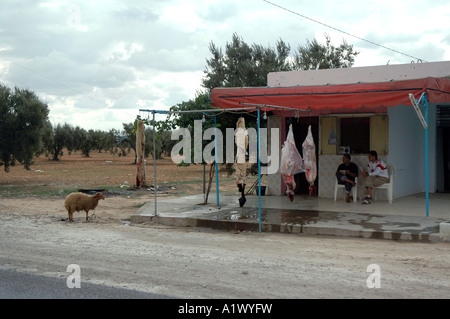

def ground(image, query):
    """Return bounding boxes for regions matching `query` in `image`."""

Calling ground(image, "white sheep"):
[64,192,105,222]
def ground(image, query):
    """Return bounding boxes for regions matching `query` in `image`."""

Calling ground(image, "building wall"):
[387,104,437,197]
[268,61,450,87]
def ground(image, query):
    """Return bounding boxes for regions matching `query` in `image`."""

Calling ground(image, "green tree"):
[202,33,292,89]
[122,122,137,163]
[40,120,54,158]
[293,33,359,70]
[80,130,96,158]
[203,33,359,90]
[104,129,121,155]
[110,128,130,157]
[159,130,177,158]
[165,91,224,164]
[88,129,109,153]
[128,116,175,161]
[46,123,74,161]
[144,128,163,160]
[71,126,85,153]
[0,84,49,171]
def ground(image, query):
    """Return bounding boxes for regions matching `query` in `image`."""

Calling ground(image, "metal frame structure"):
[140,89,434,229]
[139,104,311,232]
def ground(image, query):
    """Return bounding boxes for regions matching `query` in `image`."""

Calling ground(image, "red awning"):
[211,77,450,114]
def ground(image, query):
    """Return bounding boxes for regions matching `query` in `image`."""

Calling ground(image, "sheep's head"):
[94,192,105,201]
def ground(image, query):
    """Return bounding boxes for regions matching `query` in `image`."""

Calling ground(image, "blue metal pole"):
[257,107,262,233]
[214,116,220,207]
[423,94,429,217]
[153,110,157,216]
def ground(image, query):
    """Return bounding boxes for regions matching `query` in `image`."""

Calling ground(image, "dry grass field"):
[0,150,260,222]
[0,151,256,199]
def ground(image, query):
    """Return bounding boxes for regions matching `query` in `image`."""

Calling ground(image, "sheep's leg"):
[68,210,74,222]
[85,210,89,221]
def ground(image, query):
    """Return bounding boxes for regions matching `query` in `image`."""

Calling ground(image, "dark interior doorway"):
[285,117,319,194]
[443,127,450,192]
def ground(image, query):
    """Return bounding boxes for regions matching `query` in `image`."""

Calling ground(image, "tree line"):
[1,33,358,172]
[0,85,176,172]
[41,122,176,162]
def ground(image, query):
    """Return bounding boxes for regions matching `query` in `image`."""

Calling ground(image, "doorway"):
[443,127,450,192]
[285,117,319,194]
[437,105,450,193]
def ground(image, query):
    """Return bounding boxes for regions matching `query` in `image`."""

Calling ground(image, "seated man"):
[336,153,358,202]
[361,150,389,204]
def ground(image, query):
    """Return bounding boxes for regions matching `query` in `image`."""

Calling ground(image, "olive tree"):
[0,84,49,171]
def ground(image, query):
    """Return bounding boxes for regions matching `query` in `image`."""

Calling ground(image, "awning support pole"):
[153,110,157,216]
[410,92,429,217]
[257,106,262,233]
[214,115,220,207]
[423,94,429,218]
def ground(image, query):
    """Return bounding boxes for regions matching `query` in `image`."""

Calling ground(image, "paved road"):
[0,269,175,299]
[1,213,449,299]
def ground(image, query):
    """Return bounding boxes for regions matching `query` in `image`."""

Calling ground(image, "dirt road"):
[0,196,449,299]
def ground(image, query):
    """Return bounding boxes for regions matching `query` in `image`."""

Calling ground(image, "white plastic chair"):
[334,176,358,203]
[373,165,395,203]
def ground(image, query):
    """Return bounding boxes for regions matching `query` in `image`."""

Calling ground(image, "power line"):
[9,60,106,104]
[262,0,427,62]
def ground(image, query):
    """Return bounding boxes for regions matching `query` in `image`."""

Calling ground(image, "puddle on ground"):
[193,207,325,232]
[201,208,441,238]
[218,208,322,225]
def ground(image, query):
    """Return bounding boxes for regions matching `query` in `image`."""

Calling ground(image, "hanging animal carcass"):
[280,124,304,202]
[302,125,317,196]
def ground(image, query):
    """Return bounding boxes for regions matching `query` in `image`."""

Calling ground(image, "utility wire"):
[9,61,106,104]
[262,0,427,62]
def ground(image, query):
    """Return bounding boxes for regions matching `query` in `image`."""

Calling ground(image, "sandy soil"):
[1,204,449,299]
[0,151,245,193]
[0,192,146,222]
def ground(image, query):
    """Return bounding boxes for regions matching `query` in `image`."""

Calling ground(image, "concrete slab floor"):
[131,193,450,242]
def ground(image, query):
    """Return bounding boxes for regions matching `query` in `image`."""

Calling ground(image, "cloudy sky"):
[1,0,449,131]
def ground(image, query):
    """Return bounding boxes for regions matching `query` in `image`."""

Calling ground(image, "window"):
[340,117,370,154]
[320,115,388,155]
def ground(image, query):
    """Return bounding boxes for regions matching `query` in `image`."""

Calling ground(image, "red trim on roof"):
[211,77,450,113]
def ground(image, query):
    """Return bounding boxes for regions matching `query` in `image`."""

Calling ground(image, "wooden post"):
[136,120,147,188]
